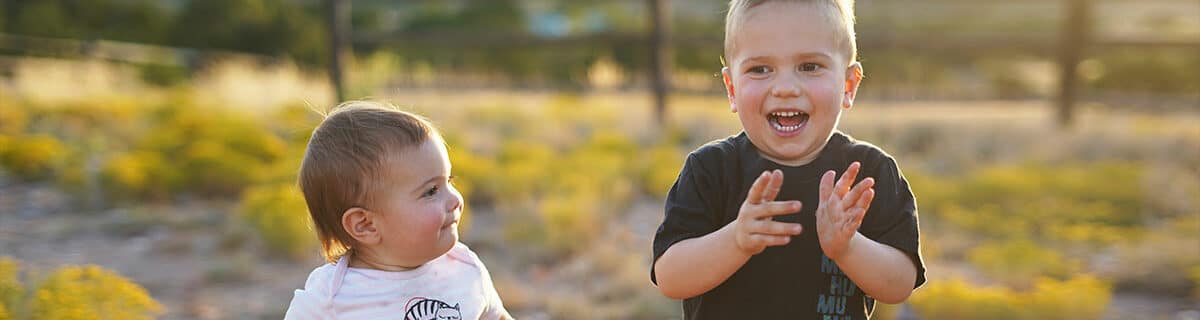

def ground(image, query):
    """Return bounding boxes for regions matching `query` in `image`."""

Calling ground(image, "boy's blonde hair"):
[724,0,858,64]
[298,101,440,262]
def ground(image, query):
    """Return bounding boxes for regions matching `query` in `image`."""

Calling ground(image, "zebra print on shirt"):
[404,297,461,320]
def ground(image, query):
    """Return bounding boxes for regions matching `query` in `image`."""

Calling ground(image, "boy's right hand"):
[734,170,805,256]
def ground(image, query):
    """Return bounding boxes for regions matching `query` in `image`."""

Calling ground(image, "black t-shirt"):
[652,131,926,320]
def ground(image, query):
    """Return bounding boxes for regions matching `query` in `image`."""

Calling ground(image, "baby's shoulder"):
[299,261,340,296]
[441,242,485,271]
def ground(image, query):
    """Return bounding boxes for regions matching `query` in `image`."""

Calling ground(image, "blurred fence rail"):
[0,33,277,67]
[0,0,1196,121]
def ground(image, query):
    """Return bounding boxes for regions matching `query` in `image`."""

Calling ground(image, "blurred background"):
[0,0,1197,319]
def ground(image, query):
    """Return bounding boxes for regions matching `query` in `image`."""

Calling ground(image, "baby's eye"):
[799,63,822,72]
[423,185,439,198]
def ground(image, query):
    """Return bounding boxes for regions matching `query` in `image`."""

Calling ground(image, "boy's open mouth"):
[768,111,809,133]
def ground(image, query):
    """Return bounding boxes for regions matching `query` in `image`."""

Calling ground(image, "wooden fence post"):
[1057,0,1091,128]
[648,0,672,125]
[327,0,351,103]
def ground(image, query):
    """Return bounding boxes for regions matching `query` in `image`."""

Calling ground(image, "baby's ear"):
[342,207,380,244]
[843,62,864,109]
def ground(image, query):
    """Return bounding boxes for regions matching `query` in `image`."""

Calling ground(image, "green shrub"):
[1090,48,1200,94]
[29,265,163,320]
[181,140,262,196]
[0,104,27,135]
[239,183,318,260]
[1110,216,1200,296]
[968,240,1080,289]
[0,134,67,181]
[910,278,1016,320]
[917,162,1145,246]
[100,151,176,201]
[538,190,601,256]
[135,105,288,197]
[909,276,1112,320]
[559,149,633,210]
[1023,276,1111,320]
[447,145,499,206]
[870,302,902,320]
[139,64,189,87]
[568,132,637,204]
[0,258,22,320]
[495,141,557,203]
[639,144,685,199]
[1190,265,1200,300]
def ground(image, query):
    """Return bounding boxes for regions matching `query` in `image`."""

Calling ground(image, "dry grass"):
[1,57,333,114]
[3,57,1198,318]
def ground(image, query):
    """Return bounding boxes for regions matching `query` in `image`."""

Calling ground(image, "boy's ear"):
[342,207,380,245]
[843,62,864,109]
[722,67,736,113]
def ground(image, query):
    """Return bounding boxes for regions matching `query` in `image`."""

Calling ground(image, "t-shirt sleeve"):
[651,153,724,285]
[469,249,511,320]
[860,158,926,288]
[284,266,335,319]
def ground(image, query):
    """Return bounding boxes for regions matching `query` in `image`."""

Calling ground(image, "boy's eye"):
[423,185,439,198]
[799,63,822,72]
[746,66,771,74]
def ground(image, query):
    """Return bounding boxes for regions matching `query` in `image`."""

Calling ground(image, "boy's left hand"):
[816,162,876,261]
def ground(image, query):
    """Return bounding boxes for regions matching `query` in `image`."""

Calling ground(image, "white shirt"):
[285,242,508,319]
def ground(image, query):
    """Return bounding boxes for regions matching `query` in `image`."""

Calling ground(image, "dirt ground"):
[2,183,1197,319]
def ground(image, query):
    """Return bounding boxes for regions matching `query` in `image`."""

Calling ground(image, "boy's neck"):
[754,132,839,167]
[760,151,820,167]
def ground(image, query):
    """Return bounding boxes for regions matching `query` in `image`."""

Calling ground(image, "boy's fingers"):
[750,219,804,236]
[745,171,771,205]
[848,208,868,229]
[855,188,875,213]
[841,177,875,211]
[818,170,836,202]
[761,170,784,203]
[835,162,861,197]
[756,201,802,218]
[750,233,793,247]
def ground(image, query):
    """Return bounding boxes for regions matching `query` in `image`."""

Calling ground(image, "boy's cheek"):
[735,82,767,102]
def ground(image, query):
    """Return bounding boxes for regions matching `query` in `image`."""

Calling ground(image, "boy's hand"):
[734,170,805,256]
[816,162,876,261]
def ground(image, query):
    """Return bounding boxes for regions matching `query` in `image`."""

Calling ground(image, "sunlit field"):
[1,58,1197,319]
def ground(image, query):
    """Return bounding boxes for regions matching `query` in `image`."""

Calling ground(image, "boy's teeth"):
[769,111,807,132]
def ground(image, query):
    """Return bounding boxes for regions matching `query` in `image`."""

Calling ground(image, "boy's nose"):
[770,74,803,98]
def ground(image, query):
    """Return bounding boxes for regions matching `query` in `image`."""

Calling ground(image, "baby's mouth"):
[768,111,809,133]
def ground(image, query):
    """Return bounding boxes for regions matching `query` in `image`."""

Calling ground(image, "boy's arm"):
[833,233,917,304]
[655,170,804,299]
[654,219,751,299]
[816,162,918,304]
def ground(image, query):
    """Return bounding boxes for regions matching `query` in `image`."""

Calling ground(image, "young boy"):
[651,0,925,319]
[285,101,511,319]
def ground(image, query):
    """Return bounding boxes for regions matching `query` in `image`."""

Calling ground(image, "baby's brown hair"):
[298,101,439,262]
